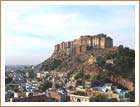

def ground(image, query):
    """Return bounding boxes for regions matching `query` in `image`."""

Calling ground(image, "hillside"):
[35,34,135,91]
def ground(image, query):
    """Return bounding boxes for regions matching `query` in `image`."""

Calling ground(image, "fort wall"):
[54,34,113,55]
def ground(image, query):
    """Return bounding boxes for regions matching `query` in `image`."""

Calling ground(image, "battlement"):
[53,34,113,56]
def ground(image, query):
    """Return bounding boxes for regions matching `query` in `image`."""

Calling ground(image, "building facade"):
[54,34,113,55]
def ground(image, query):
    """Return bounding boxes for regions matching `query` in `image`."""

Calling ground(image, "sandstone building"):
[53,34,113,55]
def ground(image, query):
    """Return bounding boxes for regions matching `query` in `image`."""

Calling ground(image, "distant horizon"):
[5,5,135,65]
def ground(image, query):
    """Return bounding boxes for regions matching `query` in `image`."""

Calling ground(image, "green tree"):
[97,72,110,83]
[5,76,13,84]
[28,70,36,79]
[90,75,97,82]
[74,71,80,79]
[74,69,84,80]
[125,91,135,102]
[114,46,135,73]
[89,95,108,102]
[96,56,105,67]
[90,72,111,86]
[105,45,135,82]
[51,59,62,70]
[39,81,52,92]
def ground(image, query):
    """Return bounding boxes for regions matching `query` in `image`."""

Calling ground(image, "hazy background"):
[5,5,135,65]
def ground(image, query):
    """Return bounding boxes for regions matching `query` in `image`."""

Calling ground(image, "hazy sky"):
[5,5,135,65]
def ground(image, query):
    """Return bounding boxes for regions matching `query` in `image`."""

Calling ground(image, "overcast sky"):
[5,5,135,65]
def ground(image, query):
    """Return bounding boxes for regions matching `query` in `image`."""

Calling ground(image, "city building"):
[69,94,90,102]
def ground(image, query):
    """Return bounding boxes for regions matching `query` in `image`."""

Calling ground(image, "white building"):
[106,59,114,64]
[103,83,112,91]
[14,92,18,98]
[69,94,89,102]
[37,73,41,78]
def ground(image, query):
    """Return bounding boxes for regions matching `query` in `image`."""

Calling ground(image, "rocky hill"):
[35,34,135,91]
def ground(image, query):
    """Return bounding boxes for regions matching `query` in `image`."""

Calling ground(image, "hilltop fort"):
[53,33,113,56]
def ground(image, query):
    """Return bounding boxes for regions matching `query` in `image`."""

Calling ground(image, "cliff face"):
[37,33,134,91]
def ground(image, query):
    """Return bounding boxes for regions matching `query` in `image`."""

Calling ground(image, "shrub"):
[89,94,108,102]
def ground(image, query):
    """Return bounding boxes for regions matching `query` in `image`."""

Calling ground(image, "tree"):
[74,71,81,79]
[96,56,105,67]
[90,71,111,87]
[28,70,36,79]
[89,95,108,102]
[90,75,97,82]
[104,45,135,82]
[125,91,135,102]
[114,46,135,71]
[39,81,52,92]
[51,59,62,70]
[97,72,110,83]
[5,76,13,84]
[74,68,84,80]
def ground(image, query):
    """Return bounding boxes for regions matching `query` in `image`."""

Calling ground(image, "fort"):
[53,33,113,55]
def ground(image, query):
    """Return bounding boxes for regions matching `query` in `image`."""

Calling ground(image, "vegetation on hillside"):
[39,45,135,92]
[43,59,62,71]
[39,80,52,92]
[105,45,135,82]
[125,91,135,102]
[86,45,135,91]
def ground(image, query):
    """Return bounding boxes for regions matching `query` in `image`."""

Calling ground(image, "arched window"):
[77,98,81,102]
